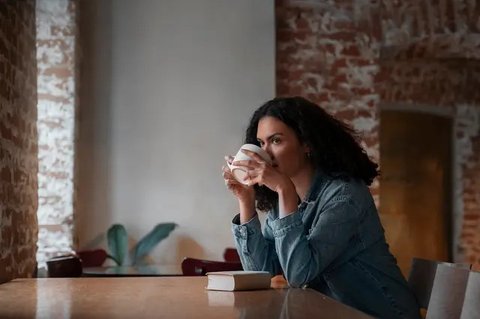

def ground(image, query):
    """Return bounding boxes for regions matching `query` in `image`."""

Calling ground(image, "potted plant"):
[107,223,177,266]
[78,223,177,267]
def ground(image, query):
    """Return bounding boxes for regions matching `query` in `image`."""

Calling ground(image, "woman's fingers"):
[224,155,234,165]
[223,165,247,187]
[242,168,263,186]
[241,149,266,164]
[226,150,271,188]
[232,159,259,169]
[225,151,272,188]
[226,179,238,188]
[234,150,268,170]
[222,165,232,175]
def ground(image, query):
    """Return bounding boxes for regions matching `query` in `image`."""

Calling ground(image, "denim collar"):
[303,169,328,204]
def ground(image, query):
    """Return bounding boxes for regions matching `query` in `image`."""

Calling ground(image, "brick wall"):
[462,128,480,265]
[36,0,77,267]
[0,0,38,282]
[276,0,382,201]
[379,0,480,267]
[276,0,480,266]
[380,0,480,60]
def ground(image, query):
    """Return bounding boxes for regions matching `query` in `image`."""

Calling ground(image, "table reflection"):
[36,279,72,318]
[82,264,182,277]
[208,287,373,319]
[0,277,372,318]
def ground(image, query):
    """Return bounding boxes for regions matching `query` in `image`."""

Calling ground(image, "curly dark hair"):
[245,96,379,212]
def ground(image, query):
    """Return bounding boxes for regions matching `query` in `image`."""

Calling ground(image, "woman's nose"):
[262,145,273,159]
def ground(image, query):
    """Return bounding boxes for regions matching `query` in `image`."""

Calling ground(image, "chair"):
[77,249,108,267]
[407,257,471,309]
[460,270,480,319]
[223,247,241,262]
[425,263,470,319]
[46,255,83,277]
[181,257,243,276]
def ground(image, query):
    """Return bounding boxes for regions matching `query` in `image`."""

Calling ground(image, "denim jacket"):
[232,170,421,319]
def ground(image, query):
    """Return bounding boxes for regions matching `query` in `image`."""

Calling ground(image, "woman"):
[222,97,421,319]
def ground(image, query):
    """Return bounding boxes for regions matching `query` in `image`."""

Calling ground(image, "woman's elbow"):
[284,272,310,288]
[284,263,322,288]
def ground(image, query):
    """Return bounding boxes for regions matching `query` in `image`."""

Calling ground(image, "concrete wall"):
[76,0,275,265]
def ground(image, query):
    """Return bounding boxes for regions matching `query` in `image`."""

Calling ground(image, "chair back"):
[223,247,241,262]
[77,249,108,267]
[181,257,242,276]
[426,263,470,319]
[460,271,480,319]
[408,257,471,309]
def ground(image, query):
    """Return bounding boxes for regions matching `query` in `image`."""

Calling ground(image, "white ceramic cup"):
[228,144,272,185]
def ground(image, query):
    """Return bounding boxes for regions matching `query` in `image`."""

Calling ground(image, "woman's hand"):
[223,155,257,223]
[222,156,255,204]
[233,150,298,217]
[232,150,290,193]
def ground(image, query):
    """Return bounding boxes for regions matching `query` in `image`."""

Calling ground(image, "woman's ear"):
[303,144,312,158]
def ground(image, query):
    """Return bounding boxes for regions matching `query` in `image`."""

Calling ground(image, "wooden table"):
[0,277,373,318]
[82,265,182,277]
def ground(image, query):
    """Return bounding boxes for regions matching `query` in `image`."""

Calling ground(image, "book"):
[206,270,271,291]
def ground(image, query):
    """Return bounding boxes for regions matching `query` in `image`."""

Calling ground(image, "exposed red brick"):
[0,0,38,283]
[328,31,358,42]
[341,45,361,57]
[331,58,348,69]
[351,87,375,96]
[277,0,480,265]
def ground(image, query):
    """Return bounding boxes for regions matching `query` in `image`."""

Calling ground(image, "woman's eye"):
[272,138,281,145]
[258,140,264,146]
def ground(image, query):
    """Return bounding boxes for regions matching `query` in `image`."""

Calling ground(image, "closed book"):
[206,270,271,291]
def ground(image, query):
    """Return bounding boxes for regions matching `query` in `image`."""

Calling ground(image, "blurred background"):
[1,0,479,282]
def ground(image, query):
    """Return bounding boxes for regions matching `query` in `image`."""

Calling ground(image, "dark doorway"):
[379,110,453,276]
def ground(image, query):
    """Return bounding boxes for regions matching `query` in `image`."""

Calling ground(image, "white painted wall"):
[77,0,274,265]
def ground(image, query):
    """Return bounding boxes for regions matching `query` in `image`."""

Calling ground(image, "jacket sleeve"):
[270,195,362,287]
[231,214,282,276]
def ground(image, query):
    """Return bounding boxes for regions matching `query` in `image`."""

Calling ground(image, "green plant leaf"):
[105,254,120,266]
[107,224,128,266]
[132,223,177,265]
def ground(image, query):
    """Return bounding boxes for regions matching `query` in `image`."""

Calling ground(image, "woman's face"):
[256,116,311,178]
